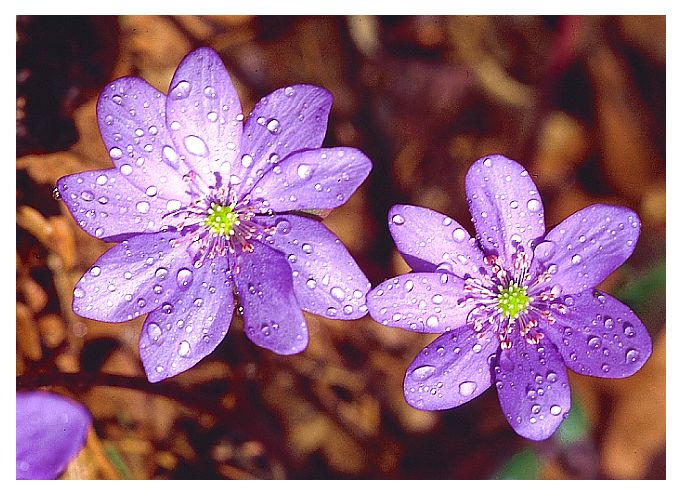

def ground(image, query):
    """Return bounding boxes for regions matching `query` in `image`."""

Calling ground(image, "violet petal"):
[233,242,308,354]
[139,256,234,383]
[367,272,469,333]
[16,391,91,480]
[541,205,641,294]
[388,204,485,275]
[544,290,652,378]
[403,326,498,410]
[259,214,371,319]
[235,84,332,195]
[57,168,174,241]
[97,76,191,202]
[166,47,243,183]
[72,231,192,322]
[250,147,371,211]
[465,154,544,269]
[494,337,571,441]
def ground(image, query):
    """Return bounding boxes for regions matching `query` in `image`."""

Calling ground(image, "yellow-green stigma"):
[204,203,239,237]
[497,281,530,320]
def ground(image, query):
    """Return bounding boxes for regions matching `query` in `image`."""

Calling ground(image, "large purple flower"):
[56,48,372,382]
[16,391,92,480]
[367,154,652,440]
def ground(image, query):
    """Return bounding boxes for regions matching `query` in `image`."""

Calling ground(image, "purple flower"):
[367,154,652,440]
[56,48,372,382]
[16,391,92,479]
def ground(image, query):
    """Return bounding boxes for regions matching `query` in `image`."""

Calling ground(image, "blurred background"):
[16,15,665,479]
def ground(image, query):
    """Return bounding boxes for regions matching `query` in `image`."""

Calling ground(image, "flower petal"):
[97,76,191,202]
[234,84,332,195]
[72,231,192,322]
[259,214,371,319]
[403,326,498,410]
[139,256,235,382]
[233,242,308,354]
[56,168,176,241]
[367,272,470,333]
[16,391,91,480]
[166,47,243,182]
[465,154,545,269]
[543,290,652,378]
[539,205,641,294]
[493,338,571,441]
[387,204,485,275]
[250,147,371,211]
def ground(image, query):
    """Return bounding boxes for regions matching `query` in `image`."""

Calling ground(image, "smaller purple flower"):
[16,391,92,480]
[367,154,652,440]
[56,48,372,382]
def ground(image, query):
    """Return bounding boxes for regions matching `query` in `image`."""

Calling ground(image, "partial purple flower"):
[16,391,92,480]
[56,48,372,382]
[367,154,652,441]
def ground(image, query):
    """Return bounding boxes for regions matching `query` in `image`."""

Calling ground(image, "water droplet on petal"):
[587,336,601,348]
[459,381,477,396]
[297,163,313,180]
[426,315,439,328]
[184,135,209,157]
[176,268,193,289]
[147,323,162,341]
[625,348,640,364]
[571,254,582,265]
[120,164,133,176]
[90,266,101,277]
[412,365,436,380]
[109,147,123,159]
[170,80,192,99]
[178,340,191,357]
[391,214,405,225]
[330,287,346,301]
[527,199,541,212]
[146,186,158,197]
[404,280,414,292]
[550,405,562,416]
[301,243,313,254]
[241,154,253,168]
[266,118,280,133]
[136,201,150,214]
[452,228,466,242]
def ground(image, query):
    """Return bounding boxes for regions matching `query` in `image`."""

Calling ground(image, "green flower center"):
[497,282,530,319]
[204,203,239,237]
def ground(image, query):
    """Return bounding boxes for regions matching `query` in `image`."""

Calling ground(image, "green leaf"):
[614,259,665,313]
[557,396,589,445]
[494,448,540,479]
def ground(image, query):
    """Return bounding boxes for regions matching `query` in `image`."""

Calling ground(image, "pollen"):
[204,203,239,237]
[496,281,530,320]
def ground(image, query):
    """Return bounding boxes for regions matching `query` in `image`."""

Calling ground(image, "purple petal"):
[97,76,191,202]
[233,242,308,354]
[539,205,641,294]
[56,168,176,241]
[72,231,193,322]
[258,214,370,319]
[165,47,243,182]
[139,256,235,382]
[543,290,652,378]
[387,204,485,275]
[493,338,571,441]
[16,391,91,480]
[250,147,371,211]
[234,84,332,195]
[367,272,469,333]
[465,154,545,269]
[404,326,498,410]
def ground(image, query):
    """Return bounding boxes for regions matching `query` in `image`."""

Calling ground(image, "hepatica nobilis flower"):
[17,391,92,479]
[367,155,652,440]
[56,48,372,382]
